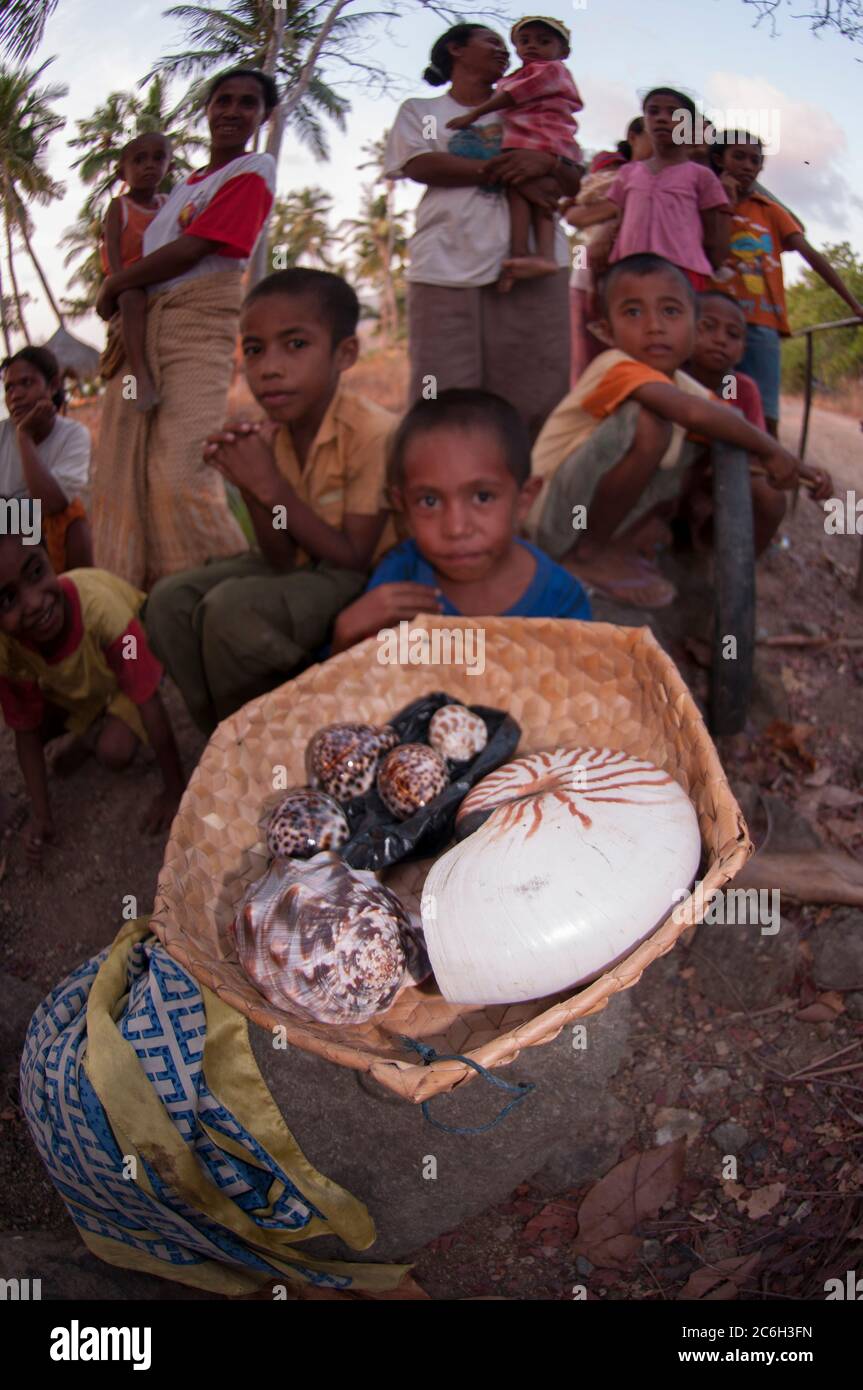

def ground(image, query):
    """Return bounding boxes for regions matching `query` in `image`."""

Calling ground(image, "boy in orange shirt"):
[710,128,863,436]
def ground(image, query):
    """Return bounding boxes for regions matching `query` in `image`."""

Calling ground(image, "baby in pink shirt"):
[447,16,582,291]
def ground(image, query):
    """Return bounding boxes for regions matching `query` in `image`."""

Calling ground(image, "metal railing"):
[792,315,862,463]
[791,315,863,603]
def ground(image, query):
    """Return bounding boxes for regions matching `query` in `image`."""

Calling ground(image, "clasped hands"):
[202,418,282,505]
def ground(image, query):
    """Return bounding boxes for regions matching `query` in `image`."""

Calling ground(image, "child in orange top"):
[710,129,863,435]
[100,132,172,413]
[0,532,185,866]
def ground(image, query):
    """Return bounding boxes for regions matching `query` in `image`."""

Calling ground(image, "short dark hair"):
[598,253,696,315]
[424,24,492,86]
[1,345,64,408]
[696,289,747,322]
[617,115,645,161]
[242,268,360,345]
[388,388,531,489]
[118,131,172,168]
[642,86,697,121]
[205,67,279,117]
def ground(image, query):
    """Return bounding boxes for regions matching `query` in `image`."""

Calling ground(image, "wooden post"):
[798,330,814,464]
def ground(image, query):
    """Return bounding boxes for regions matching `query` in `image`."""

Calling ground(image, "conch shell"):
[421,747,702,1005]
[306,722,398,802]
[233,852,429,1025]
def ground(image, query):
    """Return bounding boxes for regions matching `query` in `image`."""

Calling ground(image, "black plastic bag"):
[339,691,520,870]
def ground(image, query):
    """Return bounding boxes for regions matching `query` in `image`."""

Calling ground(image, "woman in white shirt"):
[384,23,581,439]
[0,347,92,571]
[91,67,277,588]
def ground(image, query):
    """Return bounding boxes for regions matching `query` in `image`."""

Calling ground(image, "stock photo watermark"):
[672,882,781,935]
[0,496,41,546]
[376,620,486,676]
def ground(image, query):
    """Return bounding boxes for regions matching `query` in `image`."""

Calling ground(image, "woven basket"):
[151,617,750,1103]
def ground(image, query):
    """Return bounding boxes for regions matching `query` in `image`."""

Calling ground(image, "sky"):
[8,0,863,350]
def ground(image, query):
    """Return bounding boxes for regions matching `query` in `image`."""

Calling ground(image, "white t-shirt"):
[0,414,91,502]
[142,152,276,292]
[384,93,569,289]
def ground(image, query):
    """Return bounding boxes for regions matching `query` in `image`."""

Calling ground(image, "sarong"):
[90,271,248,589]
[19,919,407,1295]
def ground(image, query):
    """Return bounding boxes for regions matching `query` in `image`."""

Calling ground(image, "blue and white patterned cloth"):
[19,924,403,1294]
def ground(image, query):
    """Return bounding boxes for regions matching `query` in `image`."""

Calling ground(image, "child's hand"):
[719,172,739,203]
[140,788,182,836]
[446,113,475,131]
[204,422,280,504]
[361,583,443,627]
[24,815,55,868]
[95,278,119,321]
[803,466,833,502]
[764,444,800,489]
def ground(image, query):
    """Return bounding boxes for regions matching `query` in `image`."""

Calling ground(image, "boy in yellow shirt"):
[145,269,395,732]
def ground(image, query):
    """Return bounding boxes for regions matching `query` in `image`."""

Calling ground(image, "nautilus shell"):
[265,788,350,860]
[377,743,449,820]
[421,747,702,1005]
[306,722,398,802]
[428,704,488,763]
[233,852,429,1025]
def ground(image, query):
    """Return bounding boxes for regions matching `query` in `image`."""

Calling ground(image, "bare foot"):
[563,546,677,608]
[497,256,559,293]
[132,369,160,414]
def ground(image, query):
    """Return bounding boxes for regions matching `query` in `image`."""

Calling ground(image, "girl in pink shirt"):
[594,88,730,290]
[447,16,582,291]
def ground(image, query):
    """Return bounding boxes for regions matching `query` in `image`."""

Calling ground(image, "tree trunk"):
[15,202,65,327]
[4,205,30,345]
[0,247,12,356]
[248,0,353,288]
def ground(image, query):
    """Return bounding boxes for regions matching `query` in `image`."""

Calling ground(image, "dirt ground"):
[1,358,861,1300]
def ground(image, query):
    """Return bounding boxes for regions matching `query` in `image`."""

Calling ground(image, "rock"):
[655,1108,703,1146]
[0,970,45,1069]
[642,1239,663,1262]
[691,1068,731,1096]
[744,1139,770,1165]
[249,991,633,1265]
[711,1121,749,1152]
[575,1255,594,1276]
[0,1230,216,1300]
[845,991,863,1021]
[811,909,863,991]
[693,914,799,1011]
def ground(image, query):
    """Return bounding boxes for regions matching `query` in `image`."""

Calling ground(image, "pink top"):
[608,160,728,277]
[497,59,582,160]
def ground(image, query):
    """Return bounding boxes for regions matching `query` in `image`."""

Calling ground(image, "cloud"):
[705,72,863,231]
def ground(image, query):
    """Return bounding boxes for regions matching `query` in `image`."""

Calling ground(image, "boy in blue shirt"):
[332,388,590,652]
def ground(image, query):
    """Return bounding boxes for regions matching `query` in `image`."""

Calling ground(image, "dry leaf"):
[796,1002,840,1022]
[816,990,845,1014]
[573,1138,685,1268]
[764,720,817,770]
[678,1253,760,1300]
[741,1182,786,1219]
[818,786,863,810]
[805,766,834,788]
[735,848,863,906]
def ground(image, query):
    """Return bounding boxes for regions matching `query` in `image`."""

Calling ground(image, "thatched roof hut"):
[43,326,101,383]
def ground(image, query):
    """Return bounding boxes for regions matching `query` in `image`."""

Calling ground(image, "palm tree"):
[339,133,406,344]
[267,187,337,270]
[0,0,59,62]
[60,207,104,319]
[143,1,354,159]
[0,59,68,331]
[340,185,407,345]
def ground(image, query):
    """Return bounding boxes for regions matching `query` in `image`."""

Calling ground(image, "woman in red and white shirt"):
[91,68,277,588]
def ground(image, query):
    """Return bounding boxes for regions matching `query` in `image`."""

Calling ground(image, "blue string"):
[399,1035,536,1135]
